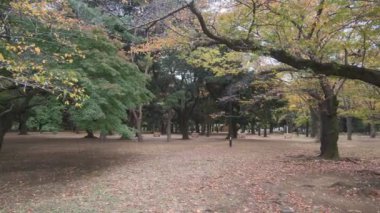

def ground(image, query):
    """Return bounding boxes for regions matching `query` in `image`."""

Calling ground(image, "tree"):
[67,31,152,139]
[352,82,380,138]
[157,52,210,139]
[131,0,379,157]
[27,97,64,133]
[288,73,344,159]
[185,0,380,86]
[125,0,379,159]
[339,81,360,140]
[0,1,88,149]
[0,0,152,148]
[244,72,286,137]
[132,54,154,142]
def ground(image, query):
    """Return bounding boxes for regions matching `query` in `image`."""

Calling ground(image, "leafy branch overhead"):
[185,1,380,87]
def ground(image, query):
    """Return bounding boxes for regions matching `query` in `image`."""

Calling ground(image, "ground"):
[0,132,379,213]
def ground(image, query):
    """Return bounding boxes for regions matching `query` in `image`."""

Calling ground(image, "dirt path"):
[0,132,379,212]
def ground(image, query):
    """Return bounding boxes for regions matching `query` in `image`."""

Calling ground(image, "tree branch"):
[306,0,325,39]
[0,104,13,117]
[128,4,190,31]
[187,2,380,87]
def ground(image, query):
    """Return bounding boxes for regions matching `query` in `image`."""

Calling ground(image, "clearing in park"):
[0,132,379,212]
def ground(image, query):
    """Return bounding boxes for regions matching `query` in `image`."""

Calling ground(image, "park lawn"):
[0,132,379,212]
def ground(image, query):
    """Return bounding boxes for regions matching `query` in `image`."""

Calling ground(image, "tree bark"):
[0,131,4,151]
[180,122,189,139]
[228,120,238,139]
[370,121,376,138]
[346,116,353,140]
[160,122,166,135]
[166,119,171,142]
[100,131,107,142]
[179,116,190,139]
[85,130,96,138]
[310,107,320,141]
[241,124,246,133]
[16,95,33,135]
[136,113,143,142]
[319,95,339,159]
[250,120,256,134]
[195,122,200,133]
[206,122,211,137]
[132,107,143,142]
[200,123,206,135]
[269,122,273,134]
[263,123,267,137]
[18,112,28,135]
[287,121,293,134]
[0,112,14,151]
[38,123,43,133]
[164,110,174,142]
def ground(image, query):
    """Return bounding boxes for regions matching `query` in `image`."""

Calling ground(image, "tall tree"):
[185,0,380,86]
[158,52,210,139]
[0,1,88,149]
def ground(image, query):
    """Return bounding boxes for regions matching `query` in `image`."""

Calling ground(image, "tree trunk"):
[165,110,174,142]
[180,123,189,139]
[38,123,43,133]
[269,122,273,134]
[0,112,14,151]
[136,108,143,142]
[346,116,353,140]
[263,123,267,137]
[160,122,166,135]
[206,123,211,137]
[257,126,261,136]
[17,95,33,135]
[166,119,171,142]
[305,119,309,137]
[131,107,144,142]
[85,130,96,138]
[0,130,4,151]
[226,120,238,139]
[319,95,339,159]
[241,124,246,133]
[200,123,206,135]
[231,120,238,138]
[18,112,28,135]
[370,121,376,138]
[310,107,320,141]
[100,131,107,142]
[250,121,255,134]
[288,121,293,133]
[179,117,190,140]
[195,122,200,133]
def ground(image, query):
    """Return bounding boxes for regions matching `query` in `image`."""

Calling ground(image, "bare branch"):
[306,0,325,39]
[0,104,13,117]
[128,4,190,31]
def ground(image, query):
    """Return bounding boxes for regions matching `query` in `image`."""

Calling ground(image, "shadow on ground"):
[0,137,144,188]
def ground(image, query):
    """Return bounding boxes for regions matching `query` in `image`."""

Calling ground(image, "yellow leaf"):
[0,53,4,61]
[35,47,41,55]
